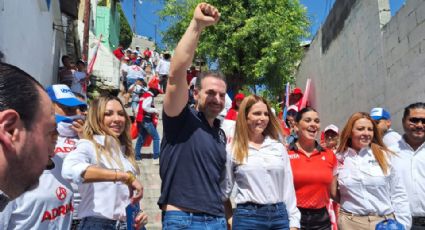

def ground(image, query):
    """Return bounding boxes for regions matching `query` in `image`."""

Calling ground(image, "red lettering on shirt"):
[54,146,76,154]
[41,202,74,222]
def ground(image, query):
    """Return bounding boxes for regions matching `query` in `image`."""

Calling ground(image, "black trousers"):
[299,207,331,230]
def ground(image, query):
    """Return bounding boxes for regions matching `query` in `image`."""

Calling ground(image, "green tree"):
[159,0,309,97]
[117,3,132,48]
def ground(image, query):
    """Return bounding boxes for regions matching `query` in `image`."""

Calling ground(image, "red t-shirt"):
[288,144,337,209]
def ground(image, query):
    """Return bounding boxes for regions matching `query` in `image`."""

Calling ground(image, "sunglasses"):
[408,117,425,125]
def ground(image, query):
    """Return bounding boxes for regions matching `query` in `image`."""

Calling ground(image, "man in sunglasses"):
[390,102,425,230]
[370,107,402,147]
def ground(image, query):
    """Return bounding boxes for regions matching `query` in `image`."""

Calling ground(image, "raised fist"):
[193,3,220,29]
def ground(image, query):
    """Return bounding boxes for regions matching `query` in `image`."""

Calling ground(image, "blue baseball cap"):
[370,107,391,120]
[46,84,86,107]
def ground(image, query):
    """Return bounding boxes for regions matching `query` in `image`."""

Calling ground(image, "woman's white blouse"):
[62,135,138,221]
[222,136,300,228]
[337,147,411,229]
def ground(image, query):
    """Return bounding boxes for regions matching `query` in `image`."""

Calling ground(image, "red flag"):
[300,78,311,110]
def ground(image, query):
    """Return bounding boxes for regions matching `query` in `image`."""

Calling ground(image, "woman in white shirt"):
[332,112,411,229]
[62,95,148,230]
[222,95,300,230]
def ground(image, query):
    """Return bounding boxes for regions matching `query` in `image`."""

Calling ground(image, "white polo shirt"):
[62,135,139,221]
[390,138,425,217]
[337,147,411,229]
[0,155,74,230]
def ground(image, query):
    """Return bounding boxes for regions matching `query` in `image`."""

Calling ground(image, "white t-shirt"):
[71,71,86,95]
[0,155,74,230]
[120,63,129,78]
[156,59,170,75]
[129,84,145,102]
[127,65,145,80]
[55,135,81,219]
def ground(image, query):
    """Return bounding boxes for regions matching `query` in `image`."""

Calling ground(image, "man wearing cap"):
[390,102,425,229]
[289,87,304,110]
[370,107,402,147]
[323,124,339,152]
[0,63,57,211]
[134,78,162,160]
[47,84,87,228]
[0,84,77,229]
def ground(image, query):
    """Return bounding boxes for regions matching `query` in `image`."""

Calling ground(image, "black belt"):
[413,216,425,226]
[298,207,327,214]
[237,202,284,211]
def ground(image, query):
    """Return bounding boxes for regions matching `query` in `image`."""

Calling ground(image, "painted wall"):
[95,3,119,50]
[295,0,425,133]
[0,0,65,86]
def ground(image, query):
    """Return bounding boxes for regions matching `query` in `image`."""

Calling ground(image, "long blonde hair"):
[232,95,283,164]
[82,95,139,174]
[337,112,392,174]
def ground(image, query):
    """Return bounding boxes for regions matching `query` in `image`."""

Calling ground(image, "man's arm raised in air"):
[163,3,220,117]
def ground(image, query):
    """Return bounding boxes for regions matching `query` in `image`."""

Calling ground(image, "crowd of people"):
[0,2,424,230]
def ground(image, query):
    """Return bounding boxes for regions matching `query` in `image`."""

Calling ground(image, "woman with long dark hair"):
[287,107,337,230]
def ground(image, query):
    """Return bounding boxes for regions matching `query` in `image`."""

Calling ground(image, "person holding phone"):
[62,95,147,229]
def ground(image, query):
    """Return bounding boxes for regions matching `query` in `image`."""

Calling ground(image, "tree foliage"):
[159,0,309,97]
[118,3,133,48]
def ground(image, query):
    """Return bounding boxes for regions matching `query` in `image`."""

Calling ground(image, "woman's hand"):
[134,210,148,229]
[71,118,85,138]
[128,179,144,204]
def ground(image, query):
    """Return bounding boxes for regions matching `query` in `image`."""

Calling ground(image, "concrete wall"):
[0,0,65,86]
[295,0,425,133]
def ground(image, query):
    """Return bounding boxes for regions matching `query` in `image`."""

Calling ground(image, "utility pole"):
[132,0,136,33]
[154,24,157,44]
[82,0,91,61]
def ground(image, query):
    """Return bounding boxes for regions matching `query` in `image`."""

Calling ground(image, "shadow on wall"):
[321,0,359,53]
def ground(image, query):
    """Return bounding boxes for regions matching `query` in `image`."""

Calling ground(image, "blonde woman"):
[62,95,147,229]
[332,112,411,229]
[222,95,300,230]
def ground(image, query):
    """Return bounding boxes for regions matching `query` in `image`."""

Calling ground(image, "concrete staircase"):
[131,94,164,230]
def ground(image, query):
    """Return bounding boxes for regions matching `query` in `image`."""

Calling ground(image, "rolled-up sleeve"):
[281,146,301,228]
[62,140,95,184]
[390,164,411,229]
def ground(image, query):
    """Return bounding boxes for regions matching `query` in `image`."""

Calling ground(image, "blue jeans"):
[135,120,160,160]
[78,217,126,230]
[233,202,290,230]
[162,211,227,230]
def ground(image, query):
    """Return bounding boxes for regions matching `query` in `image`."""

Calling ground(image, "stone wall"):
[295,0,425,133]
